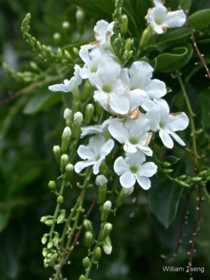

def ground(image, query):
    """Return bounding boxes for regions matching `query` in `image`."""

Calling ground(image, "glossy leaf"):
[149,176,184,228]
[188,9,210,30]
[153,44,193,72]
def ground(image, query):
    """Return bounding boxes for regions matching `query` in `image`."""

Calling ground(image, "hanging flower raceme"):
[48,17,189,190]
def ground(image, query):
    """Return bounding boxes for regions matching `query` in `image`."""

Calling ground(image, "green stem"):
[176,71,199,171]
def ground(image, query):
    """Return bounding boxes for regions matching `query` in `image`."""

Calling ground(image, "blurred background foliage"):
[0,0,210,279]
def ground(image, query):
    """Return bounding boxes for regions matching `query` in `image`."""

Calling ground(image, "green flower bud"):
[163,168,173,174]
[82,257,90,269]
[93,246,102,262]
[124,38,133,51]
[40,215,53,223]
[84,231,94,248]
[63,108,72,126]
[60,154,69,173]
[162,161,171,167]
[42,248,48,257]
[45,219,54,226]
[53,232,60,246]
[175,179,191,187]
[48,180,56,191]
[57,195,64,204]
[65,163,74,180]
[41,234,48,245]
[121,14,128,35]
[62,21,70,29]
[61,127,72,152]
[82,80,93,101]
[47,241,54,249]
[116,187,134,208]
[57,209,66,224]
[103,236,112,255]
[53,32,61,42]
[139,25,154,50]
[53,145,61,163]
[83,219,93,232]
[101,201,112,222]
[99,223,113,242]
[79,275,87,280]
[84,103,94,124]
[190,177,202,183]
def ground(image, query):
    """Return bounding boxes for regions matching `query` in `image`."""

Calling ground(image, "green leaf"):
[188,9,210,30]
[149,177,184,228]
[152,44,193,72]
[23,90,61,114]
[0,210,11,233]
[179,0,192,10]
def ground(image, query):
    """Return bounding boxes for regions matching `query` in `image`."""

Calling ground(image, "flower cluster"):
[49,16,189,190]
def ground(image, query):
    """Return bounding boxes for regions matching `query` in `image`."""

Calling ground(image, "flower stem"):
[176,71,199,171]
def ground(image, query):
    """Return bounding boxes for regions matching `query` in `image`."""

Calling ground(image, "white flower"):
[80,119,112,138]
[74,135,114,175]
[94,20,114,46]
[146,100,189,148]
[48,65,82,92]
[114,152,157,189]
[146,0,186,34]
[79,45,114,79]
[121,61,167,111]
[108,116,153,156]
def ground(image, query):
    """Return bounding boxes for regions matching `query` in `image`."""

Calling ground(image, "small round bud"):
[101,201,112,222]
[47,241,54,249]
[99,223,113,242]
[65,163,74,180]
[103,236,112,255]
[41,234,48,245]
[53,32,61,41]
[57,195,64,204]
[84,103,94,124]
[48,180,56,191]
[76,9,84,22]
[96,175,108,186]
[82,257,90,269]
[62,21,70,29]
[64,108,72,126]
[79,275,87,280]
[73,112,83,125]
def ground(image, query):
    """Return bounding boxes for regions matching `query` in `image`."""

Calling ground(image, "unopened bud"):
[82,80,93,101]
[64,108,72,126]
[116,187,134,208]
[47,241,54,249]
[48,180,56,191]
[162,161,171,167]
[57,195,64,204]
[101,201,112,222]
[83,219,93,232]
[99,223,113,242]
[125,38,133,51]
[93,246,102,262]
[121,14,128,35]
[57,209,66,223]
[41,234,48,245]
[62,21,70,29]
[60,154,69,173]
[65,163,74,180]
[82,257,90,269]
[53,145,61,163]
[96,175,108,186]
[79,275,87,280]
[84,231,94,248]
[61,127,72,152]
[53,32,61,42]
[73,112,83,125]
[103,236,112,255]
[76,9,84,22]
[84,103,94,124]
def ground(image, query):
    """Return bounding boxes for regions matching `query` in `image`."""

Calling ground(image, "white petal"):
[114,157,129,175]
[120,171,136,188]
[108,121,129,143]
[129,61,153,88]
[74,160,94,173]
[100,139,114,156]
[159,129,174,148]
[109,93,130,115]
[164,10,186,28]
[77,145,95,160]
[136,176,151,190]
[169,131,186,146]
[139,162,157,177]
[93,158,103,175]
[168,113,189,131]
[144,79,167,98]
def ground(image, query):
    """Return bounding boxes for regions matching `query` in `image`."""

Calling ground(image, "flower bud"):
[96,175,108,204]
[162,161,171,167]
[101,201,112,222]
[83,219,93,232]
[47,241,54,249]
[125,38,133,51]
[45,219,54,226]
[53,232,60,246]
[93,246,102,262]
[84,231,94,248]
[61,127,72,152]
[96,175,108,186]
[41,234,48,245]
[64,108,72,125]
[103,236,112,255]
[99,223,113,242]
[60,154,69,173]
[48,180,56,191]
[116,187,134,208]
[65,163,74,180]
[57,209,66,224]
[53,32,61,42]
[79,275,87,280]
[73,112,83,125]
[53,145,61,163]
[82,257,90,269]
[76,9,85,22]
[84,103,94,124]
[121,14,128,35]
[57,195,64,204]
[82,80,93,102]
[62,21,70,29]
